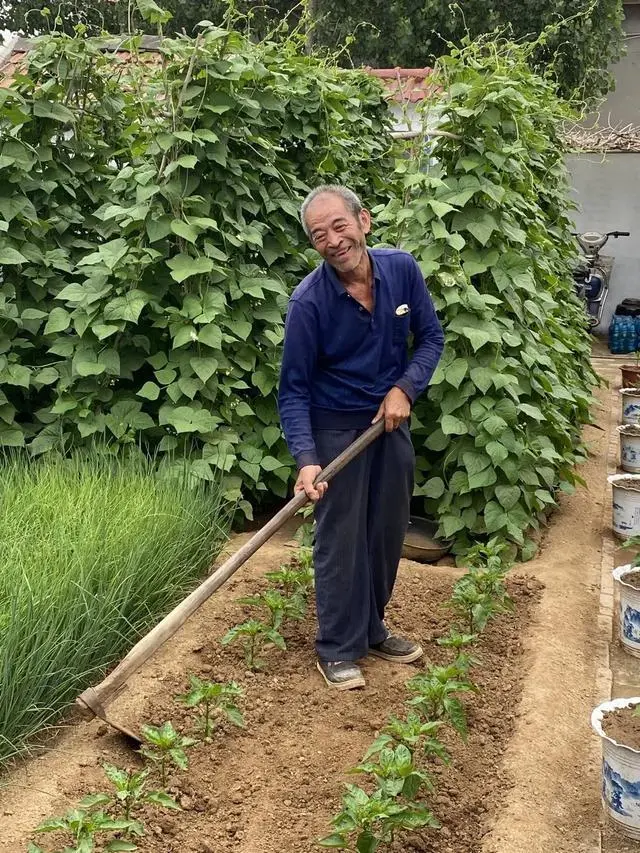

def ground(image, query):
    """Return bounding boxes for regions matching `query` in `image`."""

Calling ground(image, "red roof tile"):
[366,67,437,103]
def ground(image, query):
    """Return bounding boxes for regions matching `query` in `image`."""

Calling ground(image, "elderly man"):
[278,185,444,690]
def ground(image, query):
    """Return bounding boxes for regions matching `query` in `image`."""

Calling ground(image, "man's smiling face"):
[304,193,372,274]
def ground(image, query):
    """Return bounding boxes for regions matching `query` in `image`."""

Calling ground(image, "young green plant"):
[139,722,195,788]
[176,676,244,739]
[350,744,435,800]
[103,764,180,819]
[406,664,478,739]
[30,795,141,853]
[318,782,439,851]
[221,619,286,671]
[363,714,450,765]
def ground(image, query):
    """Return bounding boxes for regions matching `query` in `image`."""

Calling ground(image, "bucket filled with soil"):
[592,697,640,839]
[613,565,640,657]
[619,425,640,474]
[608,474,640,537]
[622,366,640,389]
[621,389,640,426]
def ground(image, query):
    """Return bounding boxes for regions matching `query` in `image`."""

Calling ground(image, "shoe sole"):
[368,644,424,664]
[316,661,366,691]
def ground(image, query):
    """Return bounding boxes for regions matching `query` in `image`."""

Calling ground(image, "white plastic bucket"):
[619,425,640,474]
[613,565,640,658]
[609,474,640,537]
[621,388,640,426]
[592,697,640,838]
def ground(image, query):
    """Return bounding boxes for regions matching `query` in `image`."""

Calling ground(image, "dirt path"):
[483,363,616,853]
[0,360,618,853]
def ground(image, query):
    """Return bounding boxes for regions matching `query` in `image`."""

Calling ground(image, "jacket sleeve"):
[394,256,445,404]
[278,297,320,469]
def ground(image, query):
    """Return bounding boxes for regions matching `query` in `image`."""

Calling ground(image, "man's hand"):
[372,386,411,432]
[294,464,327,502]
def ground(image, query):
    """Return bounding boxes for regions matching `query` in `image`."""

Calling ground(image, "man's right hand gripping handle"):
[294,465,327,502]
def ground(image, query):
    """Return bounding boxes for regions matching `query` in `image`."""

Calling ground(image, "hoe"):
[75,420,385,744]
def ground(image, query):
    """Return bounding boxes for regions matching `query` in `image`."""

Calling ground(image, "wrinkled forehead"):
[304,193,356,232]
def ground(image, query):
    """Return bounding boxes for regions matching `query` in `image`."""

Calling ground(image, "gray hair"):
[300,185,364,239]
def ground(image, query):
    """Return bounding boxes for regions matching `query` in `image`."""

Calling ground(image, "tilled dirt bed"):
[15,563,542,853]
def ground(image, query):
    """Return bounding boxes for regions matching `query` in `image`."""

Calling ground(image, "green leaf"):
[163,406,217,434]
[33,367,58,385]
[462,451,490,476]
[470,367,494,393]
[0,246,27,264]
[484,501,508,533]
[137,382,160,401]
[467,467,497,489]
[0,423,25,446]
[171,220,199,243]
[495,484,521,510]
[485,440,508,465]
[136,0,173,24]
[424,476,445,499]
[445,358,467,389]
[441,415,467,436]
[104,292,148,323]
[198,324,222,350]
[191,357,218,383]
[318,835,348,848]
[262,425,281,448]
[167,254,214,283]
[43,306,70,334]
[33,99,75,123]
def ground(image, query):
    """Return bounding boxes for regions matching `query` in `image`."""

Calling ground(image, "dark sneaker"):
[369,634,423,664]
[316,660,366,691]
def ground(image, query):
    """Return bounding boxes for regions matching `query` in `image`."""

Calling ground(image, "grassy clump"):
[0,452,230,768]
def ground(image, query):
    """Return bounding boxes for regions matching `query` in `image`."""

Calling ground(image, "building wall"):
[568,4,640,335]
[568,154,640,332]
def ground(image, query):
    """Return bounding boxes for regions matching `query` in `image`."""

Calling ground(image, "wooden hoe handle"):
[76,420,385,714]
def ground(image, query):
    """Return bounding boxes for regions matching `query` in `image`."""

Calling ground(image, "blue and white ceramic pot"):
[619,425,640,474]
[609,475,640,538]
[592,697,640,839]
[621,389,640,426]
[613,565,640,658]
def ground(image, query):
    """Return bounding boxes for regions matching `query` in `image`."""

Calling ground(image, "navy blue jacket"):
[278,248,444,468]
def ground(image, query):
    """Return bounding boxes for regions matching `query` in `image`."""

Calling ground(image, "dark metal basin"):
[402,516,452,563]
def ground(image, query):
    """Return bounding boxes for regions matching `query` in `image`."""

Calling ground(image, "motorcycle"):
[572,230,630,329]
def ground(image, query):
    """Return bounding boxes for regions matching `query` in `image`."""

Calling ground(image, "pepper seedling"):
[406,666,477,739]
[238,588,306,630]
[318,782,439,851]
[176,676,244,738]
[221,618,286,670]
[350,744,435,800]
[139,722,195,788]
[102,764,180,819]
[363,714,449,764]
[30,795,141,853]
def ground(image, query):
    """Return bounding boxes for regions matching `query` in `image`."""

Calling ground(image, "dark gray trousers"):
[312,423,415,662]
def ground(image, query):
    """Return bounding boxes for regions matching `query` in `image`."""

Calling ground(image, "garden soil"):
[0,364,616,853]
[602,708,640,751]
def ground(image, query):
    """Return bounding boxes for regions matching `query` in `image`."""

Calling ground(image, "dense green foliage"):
[0,25,395,514]
[1,0,624,103]
[0,453,229,768]
[0,22,597,553]
[315,0,625,101]
[0,0,295,39]
[375,36,597,554]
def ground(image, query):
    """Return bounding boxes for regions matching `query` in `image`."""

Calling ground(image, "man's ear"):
[359,208,372,235]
